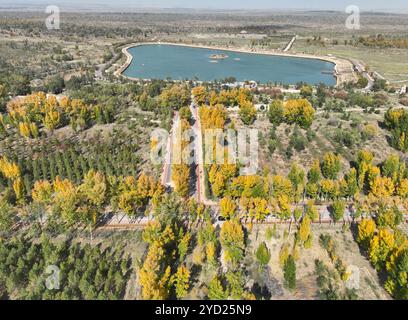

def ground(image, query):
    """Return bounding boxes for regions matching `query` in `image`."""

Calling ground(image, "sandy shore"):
[115,42,357,86]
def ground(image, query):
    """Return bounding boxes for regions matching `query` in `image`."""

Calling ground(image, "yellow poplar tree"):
[53,176,78,221]
[397,179,408,198]
[79,170,107,208]
[13,177,24,202]
[172,164,190,198]
[298,215,311,245]
[369,176,395,198]
[192,86,208,105]
[220,220,245,265]
[172,265,190,299]
[220,197,237,219]
[369,228,395,270]
[32,180,53,204]
[253,198,269,221]
[18,121,31,138]
[206,242,217,266]
[357,218,376,249]
[44,109,61,132]
[212,171,226,197]
[139,243,171,300]
[0,157,21,180]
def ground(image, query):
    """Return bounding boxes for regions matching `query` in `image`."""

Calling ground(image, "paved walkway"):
[161,111,179,188]
[283,35,297,52]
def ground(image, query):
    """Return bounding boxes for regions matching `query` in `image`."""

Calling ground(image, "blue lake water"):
[123,44,336,86]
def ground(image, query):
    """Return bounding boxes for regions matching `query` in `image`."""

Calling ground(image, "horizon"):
[1,0,408,13]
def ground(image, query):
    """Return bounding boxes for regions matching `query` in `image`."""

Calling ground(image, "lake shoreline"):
[115,42,356,86]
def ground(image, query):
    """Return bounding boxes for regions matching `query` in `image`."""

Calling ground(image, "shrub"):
[255,242,271,268]
[283,255,297,290]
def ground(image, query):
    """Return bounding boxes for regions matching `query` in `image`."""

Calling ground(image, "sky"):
[1,0,407,12]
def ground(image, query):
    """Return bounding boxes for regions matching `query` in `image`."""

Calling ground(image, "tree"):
[345,168,359,198]
[382,154,405,184]
[255,242,271,268]
[268,100,284,125]
[0,157,21,180]
[9,74,31,96]
[212,171,226,198]
[52,176,79,222]
[220,197,237,219]
[172,164,190,198]
[356,76,368,89]
[305,182,319,199]
[46,76,65,94]
[357,219,376,249]
[276,195,292,220]
[377,206,403,229]
[136,173,153,199]
[369,228,395,270]
[179,106,192,121]
[238,100,257,125]
[308,159,321,184]
[226,271,247,299]
[0,114,6,135]
[272,175,293,198]
[320,179,337,200]
[289,126,307,152]
[18,121,31,138]
[79,170,107,208]
[372,79,387,92]
[178,231,191,261]
[321,153,341,179]
[279,243,290,267]
[288,163,305,202]
[139,244,171,300]
[385,249,408,299]
[172,265,190,299]
[397,179,408,198]
[331,200,346,223]
[369,176,395,198]
[316,83,327,107]
[192,86,208,105]
[298,215,312,246]
[13,177,24,202]
[284,99,315,129]
[208,276,228,300]
[384,108,408,152]
[300,85,313,98]
[44,109,61,132]
[138,91,149,110]
[0,198,15,233]
[32,180,53,204]
[199,105,226,129]
[305,200,319,221]
[293,207,303,222]
[252,198,269,221]
[159,84,190,110]
[220,220,245,265]
[362,123,378,140]
[206,242,217,266]
[283,255,296,290]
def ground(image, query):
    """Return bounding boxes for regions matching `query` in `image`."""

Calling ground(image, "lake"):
[123,44,337,86]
